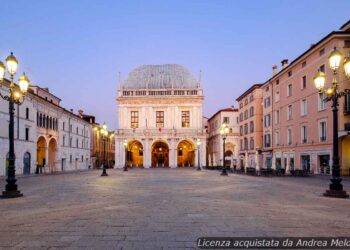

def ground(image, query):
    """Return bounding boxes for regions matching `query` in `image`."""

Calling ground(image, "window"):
[76,138,79,148]
[131,111,139,128]
[264,97,271,108]
[320,121,327,141]
[288,71,292,77]
[249,95,254,102]
[63,135,66,146]
[239,102,243,108]
[76,127,79,134]
[318,92,326,111]
[239,113,243,122]
[275,131,280,146]
[275,110,280,124]
[264,134,271,148]
[345,40,350,48]
[287,84,292,97]
[275,91,280,102]
[223,117,229,124]
[249,107,254,117]
[244,110,248,119]
[249,121,254,133]
[181,111,190,128]
[244,138,248,150]
[25,128,29,141]
[319,48,325,56]
[156,111,164,128]
[239,126,243,136]
[301,99,307,116]
[287,128,292,145]
[69,137,72,147]
[301,125,307,143]
[302,75,307,89]
[250,138,254,150]
[70,124,72,132]
[320,64,325,73]
[302,61,307,68]
[240,139,243,150]
[25,108,29,120]
[264,114,271,128]
[244,123,248,134]
[70,155,72,163]
[345,93,350,114]
[287,105,293,120]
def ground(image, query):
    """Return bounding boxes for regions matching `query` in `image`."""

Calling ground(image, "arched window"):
[43,115,46,127]
[49,117,52,129]
[46,116,49,128]
[250,138,255,150]
[249,107,254,117]
[37,112,39,126]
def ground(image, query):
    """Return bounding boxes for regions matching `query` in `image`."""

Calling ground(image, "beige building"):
[115,64,206,168]
[236,84,263,171]
[207,108,239,168]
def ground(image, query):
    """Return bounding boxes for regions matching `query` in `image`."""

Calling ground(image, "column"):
[170,139,176,168]
[145,139,150,168]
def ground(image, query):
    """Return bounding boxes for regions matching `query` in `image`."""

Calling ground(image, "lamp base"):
[101,173,108,177]
[324,189,349,199]
[123,168,128,171]
[197,167,201,171]
[1,190,23,199]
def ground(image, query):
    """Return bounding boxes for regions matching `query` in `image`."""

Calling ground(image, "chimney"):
[281,59,289,69]
[78,110,84,117]
[272,65,278,76]
[70,109,74,113]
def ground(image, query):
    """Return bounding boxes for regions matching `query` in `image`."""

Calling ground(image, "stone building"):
[115,64,206,168]
[0,80,91,176]
[207,107,239,168]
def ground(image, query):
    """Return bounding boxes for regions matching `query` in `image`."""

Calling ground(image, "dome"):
[123,64,198,89]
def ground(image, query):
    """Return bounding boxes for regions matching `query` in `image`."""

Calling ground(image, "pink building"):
[260,20,350,175]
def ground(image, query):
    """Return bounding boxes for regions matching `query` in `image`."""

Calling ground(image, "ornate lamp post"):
[196,138,201,171]
[0,52,30,199]
[313,47,350,198]
[123,140,128,171]
[100,122,109,177]
[220,123,229,176]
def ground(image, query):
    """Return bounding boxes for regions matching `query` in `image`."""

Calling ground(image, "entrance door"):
[23,152,31,175]
[151,141,169,167]
[319,155,330,174]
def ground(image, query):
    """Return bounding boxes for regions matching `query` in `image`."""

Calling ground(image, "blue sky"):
[0,0,349,129]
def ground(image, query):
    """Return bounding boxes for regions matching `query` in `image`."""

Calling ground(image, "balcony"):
[320,136,327,142]
[302,139,307,144]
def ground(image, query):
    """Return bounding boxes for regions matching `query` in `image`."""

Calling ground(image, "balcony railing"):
[320,136,327,142]
[302,139,307,144]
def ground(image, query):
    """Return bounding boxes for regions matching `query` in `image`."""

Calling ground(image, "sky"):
[0,0,349,129]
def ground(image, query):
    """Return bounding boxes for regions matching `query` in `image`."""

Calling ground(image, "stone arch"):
[126,140,144,167]
[48,138,58,171]
[37,136,47,169]
[177,140,195,167]
[151,140,169,167]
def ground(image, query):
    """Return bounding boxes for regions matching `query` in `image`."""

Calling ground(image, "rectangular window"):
[181,111,190,128]
[63,135,65,146]
[275,131,280,146]
[302,75,307,89]
[301,125,307,143]
[320,121,327,141]
[63,122,65,131]
[275,110,280,124]
[345,93,350,114]
[275,91,280,102]
[320,64,325,73]
[131,111,139,128]
[287,128,292,145]
[264,134,271,148]
[25,108,29,120]
[223,117,229,124]
[264,114,271,128]
[25,127,29,141]
[287,84,292,97]
[156,111,164,128]
[301,99,307,116]
[319,92,326,110]
[287,105,293,120]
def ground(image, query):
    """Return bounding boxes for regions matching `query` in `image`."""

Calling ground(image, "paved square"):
[0,169,350,249]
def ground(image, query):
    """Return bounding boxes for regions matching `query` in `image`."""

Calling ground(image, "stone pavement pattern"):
[0,169,350,249]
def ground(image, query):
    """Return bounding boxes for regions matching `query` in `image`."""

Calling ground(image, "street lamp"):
[0,52,30,199]
[100,122,109,176]
[123,139,128,171]
[313,47,350,198]
[220,123,229,176]
[196,138,201,171]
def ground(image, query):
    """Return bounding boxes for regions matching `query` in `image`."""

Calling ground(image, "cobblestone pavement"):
[0,169,350,249]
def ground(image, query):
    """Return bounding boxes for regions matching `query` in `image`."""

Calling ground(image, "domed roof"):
[123,64,198,89]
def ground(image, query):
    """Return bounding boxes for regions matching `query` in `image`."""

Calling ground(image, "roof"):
[263,30,350,86]
[340,19,350,31]
[123,64,198,89]
[236,84,263,101]
[208,108,238,122]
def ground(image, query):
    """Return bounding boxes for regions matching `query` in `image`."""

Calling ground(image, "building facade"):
[115,64,206,168]
[207,108,239,168]
[0,80,92,176]
[236,84,264,171]
[236,20,350,176]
